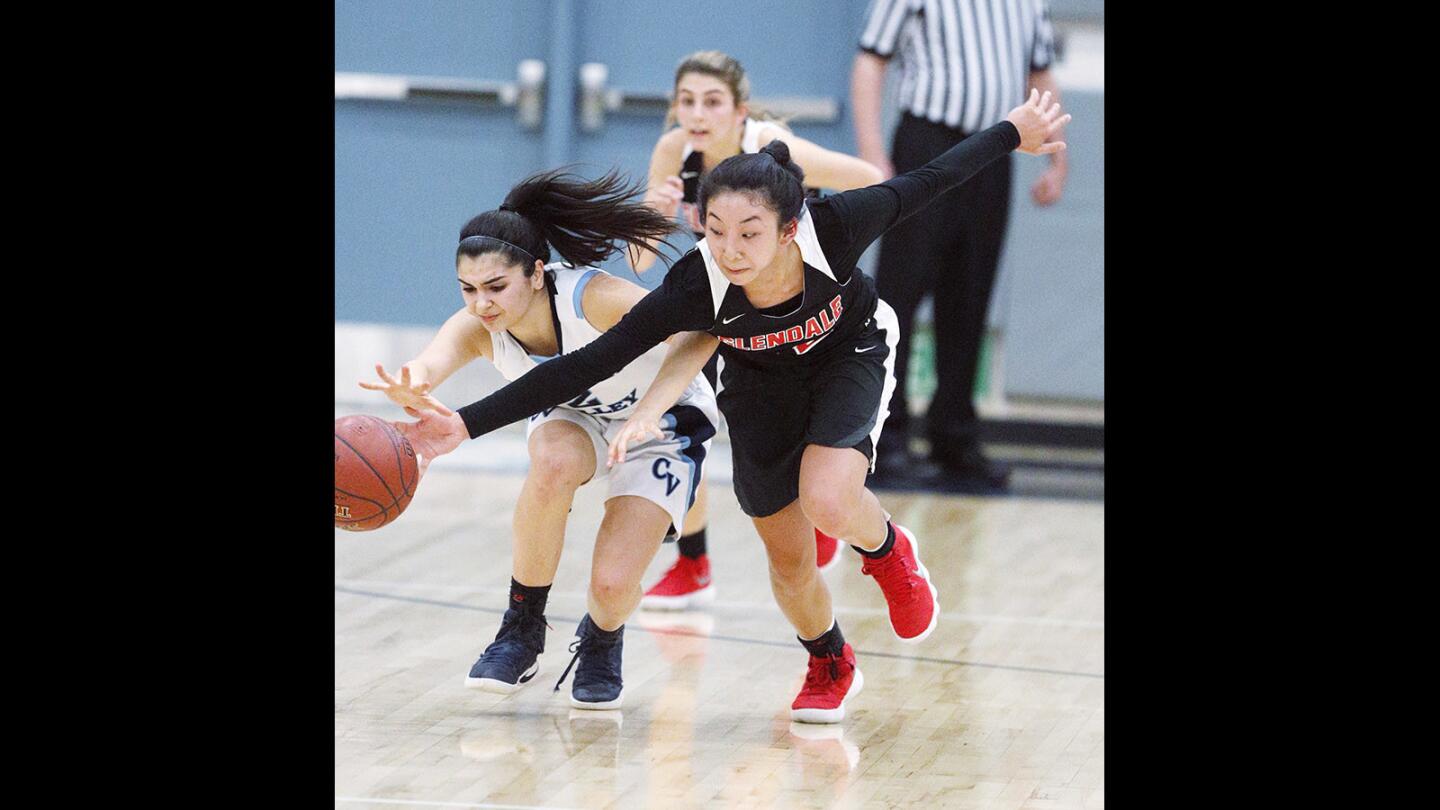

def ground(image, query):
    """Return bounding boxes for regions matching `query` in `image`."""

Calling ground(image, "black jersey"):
[457,120,1022,440]
[697,201,877,369]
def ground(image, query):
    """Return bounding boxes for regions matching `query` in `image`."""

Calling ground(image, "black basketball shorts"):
[717,300,900,517]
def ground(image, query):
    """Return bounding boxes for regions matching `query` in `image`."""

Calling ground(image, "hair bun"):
[759,139,792,165]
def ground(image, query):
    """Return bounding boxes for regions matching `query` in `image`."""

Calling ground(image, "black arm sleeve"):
[817,120,1021,264]
[456,267,714,439]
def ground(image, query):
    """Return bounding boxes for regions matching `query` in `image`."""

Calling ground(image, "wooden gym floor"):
[335,420,1104,810]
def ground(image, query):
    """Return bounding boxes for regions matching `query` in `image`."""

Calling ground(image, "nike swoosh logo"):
[795,332,831,355]
[722,314,746,324]
[855,346,876,353]
[680,171,700,179]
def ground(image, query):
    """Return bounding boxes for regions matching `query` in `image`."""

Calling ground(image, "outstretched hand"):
[392,405,468,480]
[359,364,454,416]
[1005,88,1070,156]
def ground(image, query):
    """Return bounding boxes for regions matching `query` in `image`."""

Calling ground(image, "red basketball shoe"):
[791,643,864,724]
[859,523,939,642]
[640,554,715,610]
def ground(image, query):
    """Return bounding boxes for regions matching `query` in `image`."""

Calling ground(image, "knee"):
[589,569,633,608]
[766,536,815,584]
[768,555,817,593]
[528,443,593,493]
[798,486,853,538]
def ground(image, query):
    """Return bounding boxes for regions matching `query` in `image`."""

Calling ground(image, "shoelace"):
[803,653,844,691]
[481,610,551,662]
[863,547,917,600]
[552,631,621,692]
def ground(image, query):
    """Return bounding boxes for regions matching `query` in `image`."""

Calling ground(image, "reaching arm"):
[394,264,716,459]
[400,306,492,386]
[359,306,490,414]
[454,304,663,437]
[606,330,719,466]
[821,89,1070,257]
[455,262,716,439]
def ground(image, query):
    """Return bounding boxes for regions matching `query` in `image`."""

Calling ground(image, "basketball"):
[335,414,420,531]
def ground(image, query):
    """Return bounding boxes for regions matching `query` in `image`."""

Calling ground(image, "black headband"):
[457,234,540,266]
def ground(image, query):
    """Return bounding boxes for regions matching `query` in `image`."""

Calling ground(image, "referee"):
[851,0,1066,488]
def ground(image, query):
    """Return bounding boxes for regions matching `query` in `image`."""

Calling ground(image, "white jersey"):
[488,264,714,420]
[679,117,769,165]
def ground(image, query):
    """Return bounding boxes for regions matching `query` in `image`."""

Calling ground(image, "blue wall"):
[335,0,1104,401]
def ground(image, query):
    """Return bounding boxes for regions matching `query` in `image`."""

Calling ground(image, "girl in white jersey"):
[629,50,885,610]
[361,168,716,710]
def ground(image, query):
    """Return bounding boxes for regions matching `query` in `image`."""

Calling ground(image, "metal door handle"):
[335,60,547,131]
[577,62,840,132]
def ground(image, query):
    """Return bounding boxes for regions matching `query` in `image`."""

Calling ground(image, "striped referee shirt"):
[859,0,1056,134]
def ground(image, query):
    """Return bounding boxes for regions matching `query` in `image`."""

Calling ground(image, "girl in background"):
[629,50,885,610]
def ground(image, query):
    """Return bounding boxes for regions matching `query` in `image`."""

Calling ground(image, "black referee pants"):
[875,113,1013,456]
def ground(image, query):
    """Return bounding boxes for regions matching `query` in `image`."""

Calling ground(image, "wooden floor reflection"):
[336,466,1104,809]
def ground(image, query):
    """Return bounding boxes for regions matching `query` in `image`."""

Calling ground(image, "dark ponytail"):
[458,167,678,272]
[698,139,806,226]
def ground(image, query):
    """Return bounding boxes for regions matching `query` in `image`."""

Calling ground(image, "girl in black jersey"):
[399,89,1070,724]
[631,50,885,608]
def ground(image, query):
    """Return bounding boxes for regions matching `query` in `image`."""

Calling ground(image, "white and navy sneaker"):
[554,614,625,709]
[465,605,548,693]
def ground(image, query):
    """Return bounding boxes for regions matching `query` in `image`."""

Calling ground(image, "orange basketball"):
[335,414,419,531]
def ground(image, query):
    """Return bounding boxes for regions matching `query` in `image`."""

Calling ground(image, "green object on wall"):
[907,322,936,407]
[905,323,992,410]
